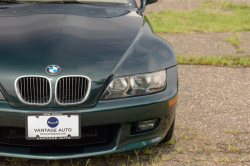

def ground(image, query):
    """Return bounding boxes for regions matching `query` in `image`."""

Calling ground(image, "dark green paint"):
[0,4,176,108]
[0,1,178,159]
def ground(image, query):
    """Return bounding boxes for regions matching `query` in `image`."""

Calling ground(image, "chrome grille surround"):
[55,75,91,105]
[14,76,52,105]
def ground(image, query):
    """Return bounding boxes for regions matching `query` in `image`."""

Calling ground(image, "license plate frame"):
[25,112,81,140]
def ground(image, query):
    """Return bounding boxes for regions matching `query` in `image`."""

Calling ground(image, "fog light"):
[136,119,158,132]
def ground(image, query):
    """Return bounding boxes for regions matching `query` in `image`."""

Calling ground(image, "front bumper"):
[0,66,178,159]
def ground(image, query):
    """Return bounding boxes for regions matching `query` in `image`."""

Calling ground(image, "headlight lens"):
[0,91,5,101]
[101,70,167,100]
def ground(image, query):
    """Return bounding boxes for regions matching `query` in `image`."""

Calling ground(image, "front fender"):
[113,16,177,77]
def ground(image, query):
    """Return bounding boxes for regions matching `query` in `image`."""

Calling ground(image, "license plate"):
[25,112,81,140]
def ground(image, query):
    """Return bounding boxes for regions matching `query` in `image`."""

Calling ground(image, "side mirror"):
[140,0,158,11]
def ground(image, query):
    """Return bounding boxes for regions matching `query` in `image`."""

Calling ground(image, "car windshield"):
[24,0,128,2]
[3,0,133,4]
[0,0,137,7]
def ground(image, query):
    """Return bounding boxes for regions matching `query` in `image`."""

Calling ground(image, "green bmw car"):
[0,0,178,159]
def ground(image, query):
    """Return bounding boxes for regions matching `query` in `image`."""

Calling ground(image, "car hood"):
[0,4,176,108]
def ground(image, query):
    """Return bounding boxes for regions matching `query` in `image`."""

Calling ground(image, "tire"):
[161,118,175,143]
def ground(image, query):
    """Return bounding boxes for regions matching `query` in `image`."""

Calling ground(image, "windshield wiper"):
[45,0,97,5]
[0,0,25,3]
[0,0,97,4]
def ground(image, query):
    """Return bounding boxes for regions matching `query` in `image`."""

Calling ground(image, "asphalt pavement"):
[169,65,250,165]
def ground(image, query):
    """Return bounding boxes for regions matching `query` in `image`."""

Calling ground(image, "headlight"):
[101,70,167,100]
[0,91,5,101]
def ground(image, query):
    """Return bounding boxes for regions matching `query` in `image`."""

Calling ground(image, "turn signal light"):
[169,95,178,107]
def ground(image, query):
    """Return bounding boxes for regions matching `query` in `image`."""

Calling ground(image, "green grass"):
[5,158,29,163]
[177,55,250,67]
[164,137,176,145]
[175,147,182,152]
[149,0,250,33]
[224,129,238,135]
[228,144,240,151]
[207,145,217,150]
[226,33,245,53]
[142,145,157,154]
[226,33,241,46]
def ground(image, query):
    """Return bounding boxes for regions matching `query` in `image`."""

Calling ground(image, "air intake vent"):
[0,125,115,146]
[15,76,51,105]
[55,76,91,105]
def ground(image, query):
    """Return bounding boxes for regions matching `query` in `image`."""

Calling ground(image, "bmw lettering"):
[0,0,178,160]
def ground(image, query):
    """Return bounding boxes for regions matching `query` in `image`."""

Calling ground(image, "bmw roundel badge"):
[47,117,59,128]
[46,65,61,76]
